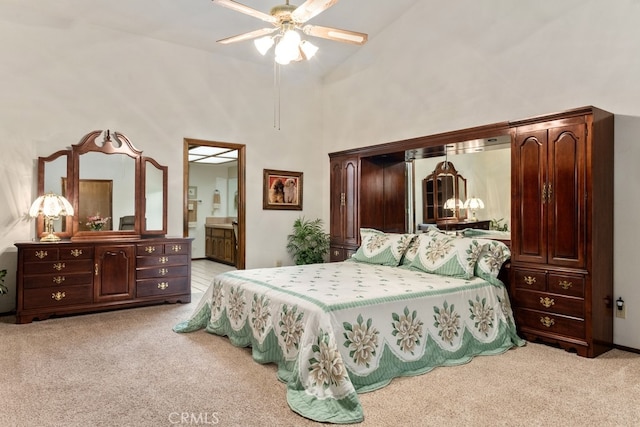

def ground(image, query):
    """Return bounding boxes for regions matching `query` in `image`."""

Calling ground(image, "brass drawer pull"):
[157,282,169,290]
[52,276,65,285]
[159,256,169,264]
[145,246,156,254]
[53,262,65,271]
[523,276,536,285]
[159,268,169,276]
[171,245,182,252]
[539,297,555,308]
[540,316,555,328]
[559,280,573,290]
[35,250,48,259]
[51,291,66,301]
[95,263,99,276]
[70,249,83,257]
[334,250,340,256]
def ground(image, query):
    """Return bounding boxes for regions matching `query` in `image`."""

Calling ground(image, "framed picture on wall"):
[263,169,303,210]
[188,186,198,199]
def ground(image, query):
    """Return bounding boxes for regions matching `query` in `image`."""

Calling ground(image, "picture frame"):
[263,169,303,210]
[188,186,198,200]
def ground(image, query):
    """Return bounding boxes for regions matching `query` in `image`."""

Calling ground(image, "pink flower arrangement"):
[86,214,110,231]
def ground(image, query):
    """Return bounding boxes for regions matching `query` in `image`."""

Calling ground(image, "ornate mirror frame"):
[422,160,467,224]
[36,129,168,241]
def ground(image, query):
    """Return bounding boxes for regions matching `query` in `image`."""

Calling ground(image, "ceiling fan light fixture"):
[254,35,275,55]
[274,29,301,64]
[299,40,318,60]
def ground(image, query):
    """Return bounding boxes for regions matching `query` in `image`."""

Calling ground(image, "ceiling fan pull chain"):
[273,60,281,130]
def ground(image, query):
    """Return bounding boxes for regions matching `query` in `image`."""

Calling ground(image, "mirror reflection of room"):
[411,146,511,233]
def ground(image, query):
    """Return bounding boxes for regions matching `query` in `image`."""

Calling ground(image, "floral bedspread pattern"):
[174,261,524,424]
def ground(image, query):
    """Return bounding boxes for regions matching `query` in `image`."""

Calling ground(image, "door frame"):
[183,138,246,270]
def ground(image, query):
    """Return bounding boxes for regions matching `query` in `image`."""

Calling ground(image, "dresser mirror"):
[36,129,168,240]
[422,160,467,223]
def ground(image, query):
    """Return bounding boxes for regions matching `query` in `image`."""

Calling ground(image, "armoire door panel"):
[547,124,586,268]
[513,130,547,263]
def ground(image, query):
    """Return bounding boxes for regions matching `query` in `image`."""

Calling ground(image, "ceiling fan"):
[212,0,368,64]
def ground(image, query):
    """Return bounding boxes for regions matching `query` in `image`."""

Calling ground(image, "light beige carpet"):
[2,297,639,427]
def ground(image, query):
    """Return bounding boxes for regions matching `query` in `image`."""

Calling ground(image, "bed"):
[174,227,524,423]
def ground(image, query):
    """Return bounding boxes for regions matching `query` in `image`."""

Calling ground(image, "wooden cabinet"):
[510,107,614,357]
[329,155,359,261]
[328,152,407,262]
[15,237,191,323]
[205,226,236,266]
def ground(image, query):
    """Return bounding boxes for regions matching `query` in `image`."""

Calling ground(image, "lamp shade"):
[29,193,74,242]
[463,197,485,210]
[29,193,74,218]
[443,198,463,210]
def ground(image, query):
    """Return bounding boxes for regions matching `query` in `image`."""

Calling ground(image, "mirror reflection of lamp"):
[443,198,463,215]
[29,193,74,242]
[463,197,485,222]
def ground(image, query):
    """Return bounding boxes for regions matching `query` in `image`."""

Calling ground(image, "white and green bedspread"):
[174,261,524,424]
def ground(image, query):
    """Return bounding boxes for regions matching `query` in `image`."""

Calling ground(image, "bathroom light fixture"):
[29,193,74,242]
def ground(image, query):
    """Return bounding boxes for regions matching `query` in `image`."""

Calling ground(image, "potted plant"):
[286,217,330,265]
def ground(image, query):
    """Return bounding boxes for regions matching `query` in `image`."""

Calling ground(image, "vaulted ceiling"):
[2,0,421,76]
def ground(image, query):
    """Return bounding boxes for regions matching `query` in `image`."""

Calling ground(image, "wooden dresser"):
[15,237,191,324]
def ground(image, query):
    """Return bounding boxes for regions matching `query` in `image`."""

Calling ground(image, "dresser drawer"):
[136,254,189,268]
[164,242,189,255]
[513,290,584,318]
[59,246,94,260]
[22,248,60,262]
[514,308,585,339]
[513,268,546,291]
[23,284,93,309]
[548,273,585,298]
[136,244,164,256]
[136,265,189,280]
[136,276,190,298]
[23,273,93,289]
[24,259,93,275]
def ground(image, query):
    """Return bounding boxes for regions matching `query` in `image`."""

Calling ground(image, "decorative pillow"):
[473,239,511,283]
[408,233,485,279]
[400,227,442,266]
[352,228,415,266]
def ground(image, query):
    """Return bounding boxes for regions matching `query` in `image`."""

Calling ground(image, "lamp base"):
[40,233,61,242]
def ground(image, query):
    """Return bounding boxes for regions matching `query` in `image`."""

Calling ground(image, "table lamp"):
[29,193,74,242]
[463,197,484,222]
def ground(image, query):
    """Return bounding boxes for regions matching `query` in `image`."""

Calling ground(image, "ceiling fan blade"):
[212,0,277,24]
[217,27,277,44]
[292,0,339,23]
[302,25,368,45]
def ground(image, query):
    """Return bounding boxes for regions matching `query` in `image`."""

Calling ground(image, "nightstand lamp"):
[463,197,484,222]
[29,193,74,242]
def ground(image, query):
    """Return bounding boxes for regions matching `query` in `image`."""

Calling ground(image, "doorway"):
[183,138,245,270]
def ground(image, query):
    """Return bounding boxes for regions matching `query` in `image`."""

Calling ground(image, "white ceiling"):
[2,0,421,76]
